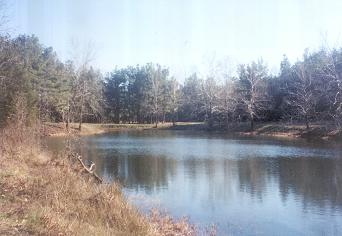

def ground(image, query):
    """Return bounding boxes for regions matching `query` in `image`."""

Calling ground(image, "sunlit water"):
[47,130,342,235]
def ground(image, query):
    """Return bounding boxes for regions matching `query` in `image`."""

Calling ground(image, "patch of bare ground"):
[41,123,105,137]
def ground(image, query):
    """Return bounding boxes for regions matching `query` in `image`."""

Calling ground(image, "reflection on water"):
[47,131,342,235]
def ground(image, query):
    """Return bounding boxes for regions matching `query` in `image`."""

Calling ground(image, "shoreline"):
[42,122,175,137]
[0,125,198,235]
[43,122,342,141]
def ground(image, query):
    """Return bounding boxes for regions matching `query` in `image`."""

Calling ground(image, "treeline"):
[98,46,342,130]
[2,34,342,130]
[0,35,103,130]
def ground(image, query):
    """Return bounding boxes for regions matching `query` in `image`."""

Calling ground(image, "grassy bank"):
[0,124,198,235]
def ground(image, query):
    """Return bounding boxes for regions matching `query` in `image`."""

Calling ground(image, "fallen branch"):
[72,153,103,183]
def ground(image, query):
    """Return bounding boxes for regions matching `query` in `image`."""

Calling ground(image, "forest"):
[1,34,342,131]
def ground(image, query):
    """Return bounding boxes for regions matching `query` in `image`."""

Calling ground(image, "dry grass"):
[0,123,199,236]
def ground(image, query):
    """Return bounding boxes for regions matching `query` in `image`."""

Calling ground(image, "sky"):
[7,0,342,79]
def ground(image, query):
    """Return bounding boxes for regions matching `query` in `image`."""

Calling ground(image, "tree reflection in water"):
[49,131,342,235]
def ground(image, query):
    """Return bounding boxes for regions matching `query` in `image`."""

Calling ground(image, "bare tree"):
[69,41,102,131]
[169,77,179,126]
[201,76,219,128]
[286,61,316,129]
[199,57,232,128]
[219,78,238,129]
[216,58,237,129]
[147,64,167,128]
[318,47,342,127]
[237,60,269,131]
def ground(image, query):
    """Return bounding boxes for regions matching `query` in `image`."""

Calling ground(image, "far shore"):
[42,121,342,141]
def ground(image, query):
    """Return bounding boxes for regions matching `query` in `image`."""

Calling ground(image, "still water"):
[48,131,342,235]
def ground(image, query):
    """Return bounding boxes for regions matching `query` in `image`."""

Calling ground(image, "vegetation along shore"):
[2,5,342,236]
[1,121,204,235]
[43,122,342,141]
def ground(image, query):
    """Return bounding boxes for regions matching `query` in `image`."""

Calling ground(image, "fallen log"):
[72,153,103,183]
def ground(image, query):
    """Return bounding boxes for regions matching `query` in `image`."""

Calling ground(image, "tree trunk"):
[66,113,70,131]
[66,103,71,131]
[79,115,82,131]
[79,104,83,131]
[137,109,141,123]
[250,115,254,131]
[155,113,158,128]
[208,102,213,129]
[305,115,309,129]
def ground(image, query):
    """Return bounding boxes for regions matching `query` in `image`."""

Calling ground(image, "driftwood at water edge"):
[71,153,103,183]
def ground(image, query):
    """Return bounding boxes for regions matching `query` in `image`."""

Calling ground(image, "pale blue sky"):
[8,0,342,78]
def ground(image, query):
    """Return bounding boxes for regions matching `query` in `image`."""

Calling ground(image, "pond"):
[47,130,342,235]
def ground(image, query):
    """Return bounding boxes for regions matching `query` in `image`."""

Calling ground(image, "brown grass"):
[0,123,199,235]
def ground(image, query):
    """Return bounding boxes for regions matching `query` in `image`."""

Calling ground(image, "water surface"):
[48,131,342,235]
